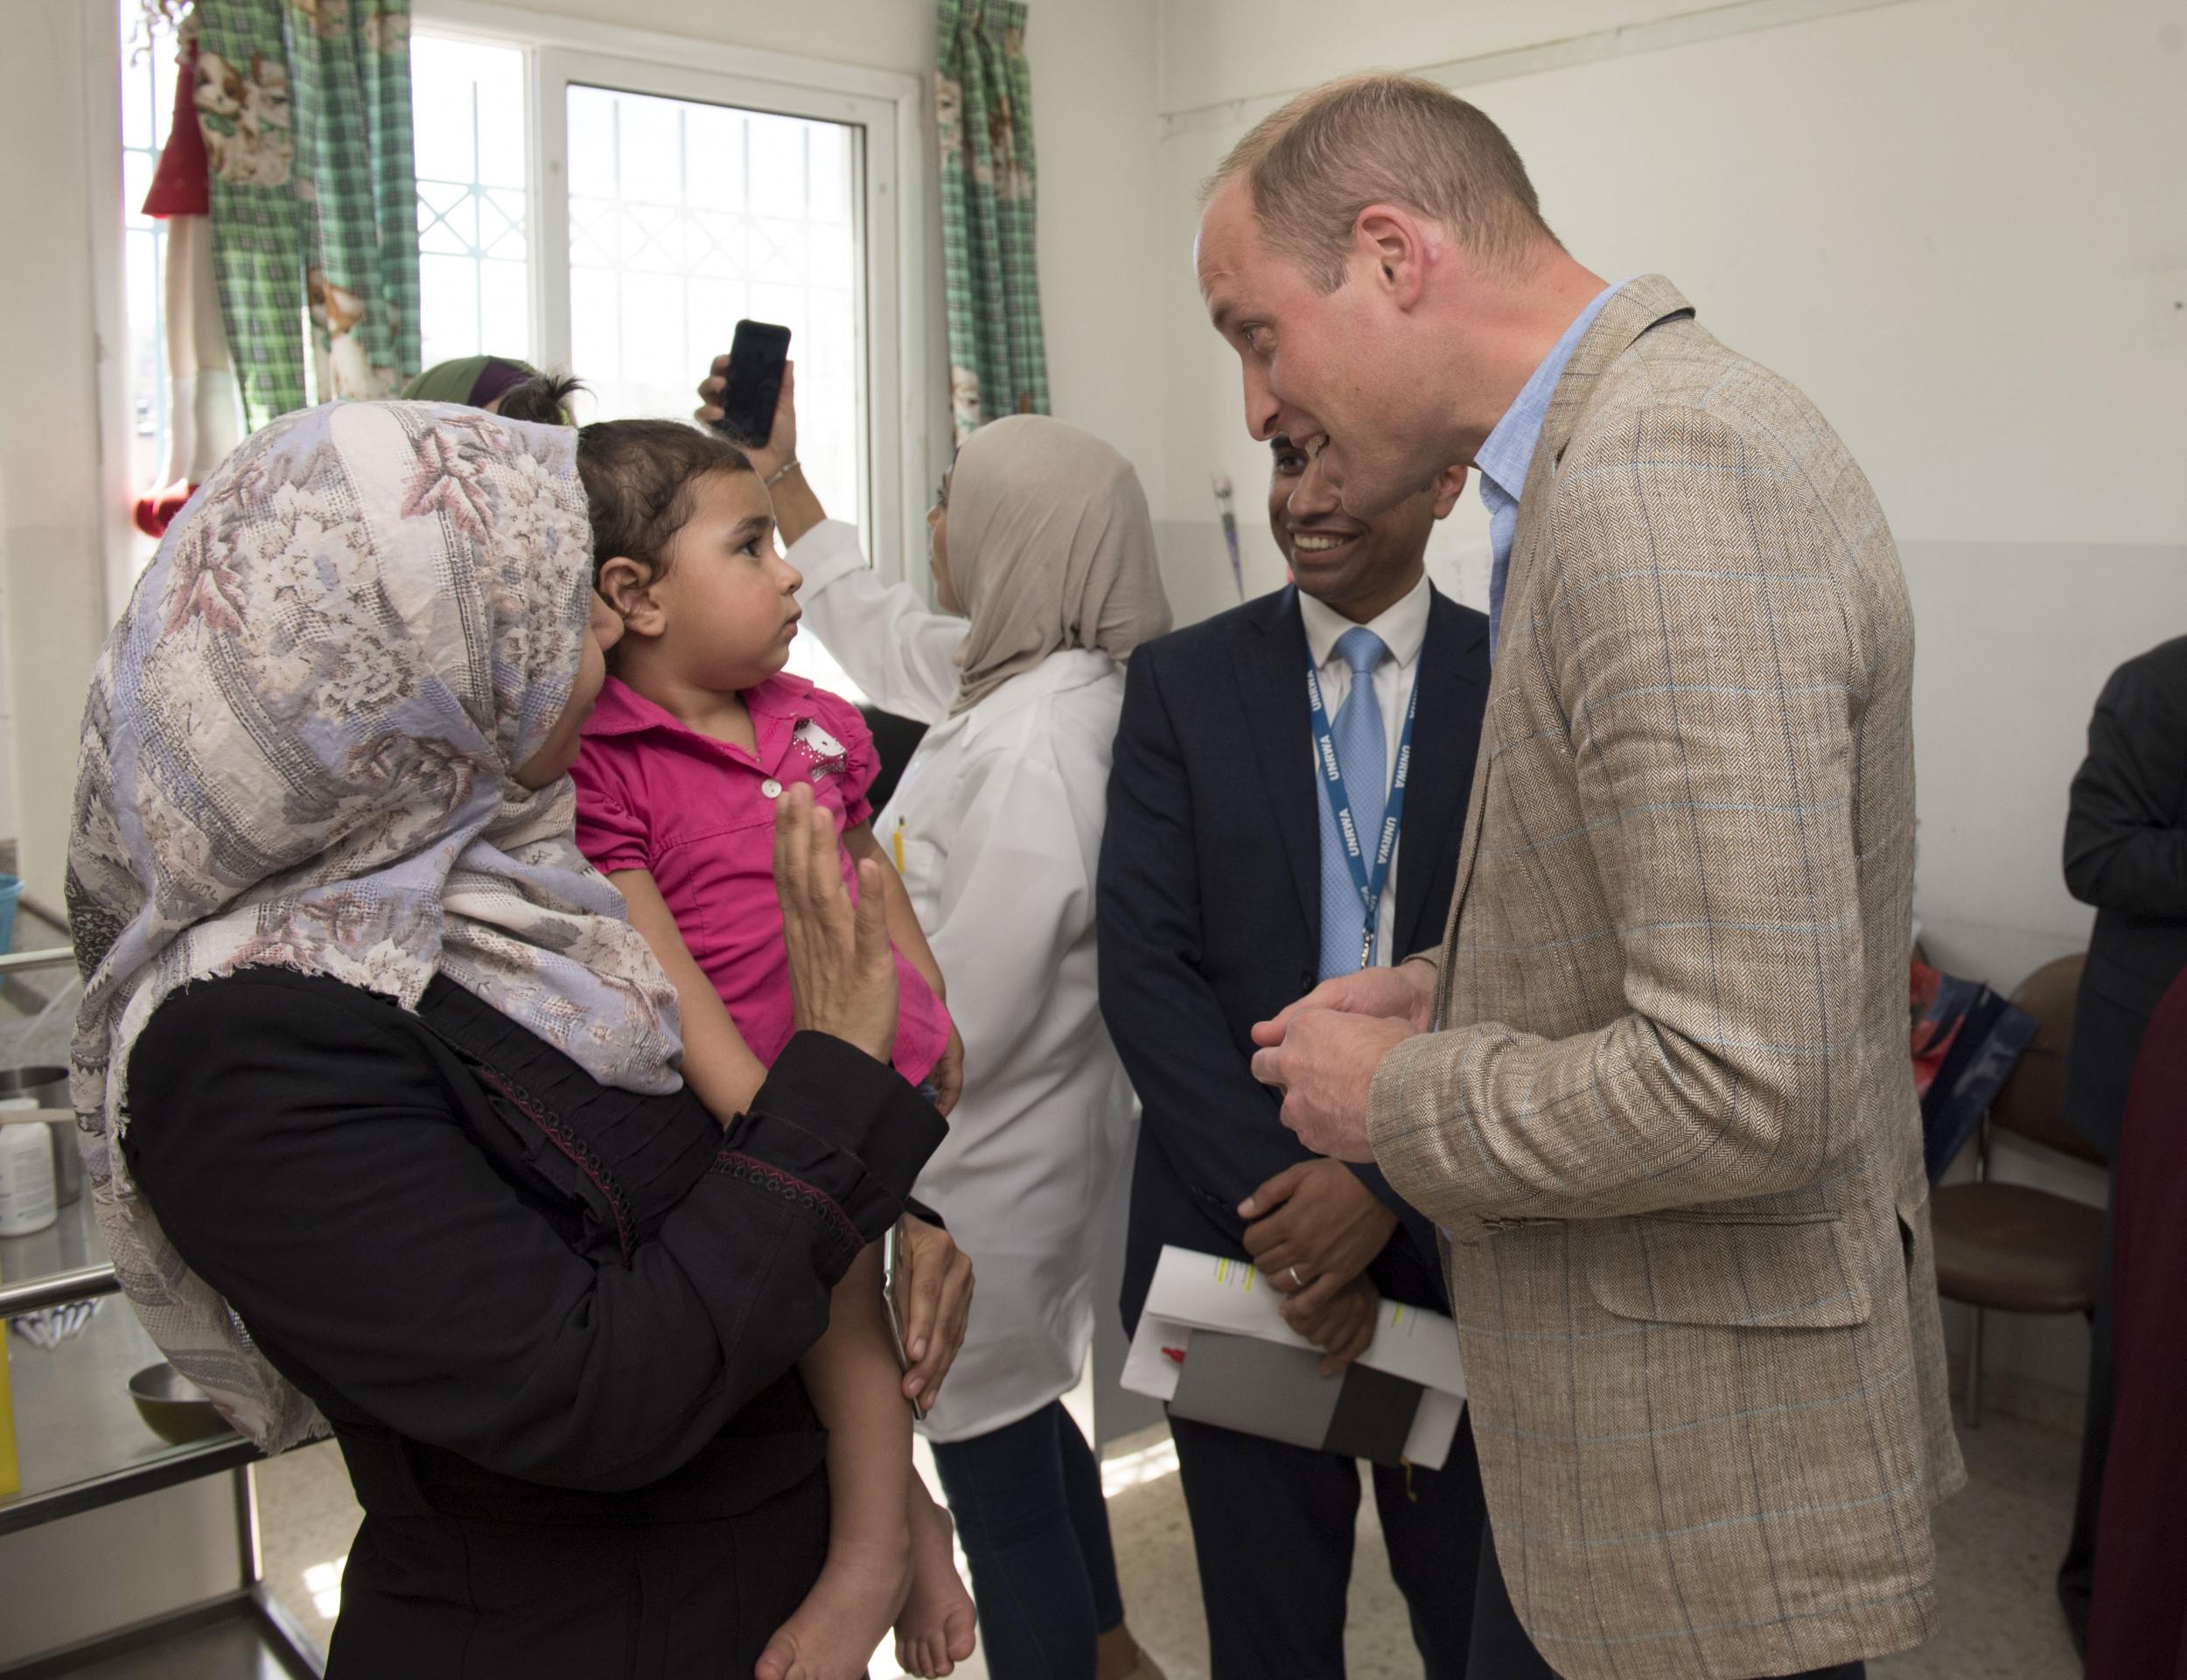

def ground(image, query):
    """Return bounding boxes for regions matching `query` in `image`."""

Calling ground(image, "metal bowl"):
[127,1362,234,1445]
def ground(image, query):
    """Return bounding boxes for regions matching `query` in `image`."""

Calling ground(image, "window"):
[411,37,532,369]
[410,16,926,703]
[562,86,863,533]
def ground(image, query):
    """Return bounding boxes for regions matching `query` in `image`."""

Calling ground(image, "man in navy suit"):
[1099,437,1491,1678]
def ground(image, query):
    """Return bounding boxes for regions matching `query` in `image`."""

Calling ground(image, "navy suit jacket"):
[1099,583,1491,1333]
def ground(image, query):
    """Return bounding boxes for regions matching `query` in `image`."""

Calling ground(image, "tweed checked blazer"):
[1364,276,1963,1680]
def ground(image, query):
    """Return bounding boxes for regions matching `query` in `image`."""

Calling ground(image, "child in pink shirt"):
[572,598,955,1097]
[528,382,971,1680]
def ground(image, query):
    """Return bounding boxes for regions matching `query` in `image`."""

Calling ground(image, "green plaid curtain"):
[936,0,1048,444]
[193,0,422,427]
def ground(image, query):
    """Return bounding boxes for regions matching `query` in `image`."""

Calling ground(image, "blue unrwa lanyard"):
[1306,652,1421,970]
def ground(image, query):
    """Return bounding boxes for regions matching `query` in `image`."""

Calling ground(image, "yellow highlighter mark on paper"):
[1208,1261,1430,1333]
[1211,1256,1257,1292]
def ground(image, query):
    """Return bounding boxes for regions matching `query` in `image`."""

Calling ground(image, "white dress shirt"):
[1296,573,1432,968]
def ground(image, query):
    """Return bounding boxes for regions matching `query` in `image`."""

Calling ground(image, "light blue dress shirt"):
[1473,279,1631,660]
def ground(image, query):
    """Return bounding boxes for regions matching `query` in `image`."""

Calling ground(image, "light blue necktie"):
[1316,626,1391,981]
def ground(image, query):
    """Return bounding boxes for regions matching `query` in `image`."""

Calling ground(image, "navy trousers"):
[929,1400,1124,1680]
[1168,1407,1486,1679]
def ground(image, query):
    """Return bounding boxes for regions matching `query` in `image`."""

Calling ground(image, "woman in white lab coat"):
[703,365,1171,1680]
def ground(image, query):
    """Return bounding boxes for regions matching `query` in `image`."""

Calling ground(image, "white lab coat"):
[792,520,1137,1442]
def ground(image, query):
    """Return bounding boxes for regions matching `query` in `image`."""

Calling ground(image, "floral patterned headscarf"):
[66,400,685,1450]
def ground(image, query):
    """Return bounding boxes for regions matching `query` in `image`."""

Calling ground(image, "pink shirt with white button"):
[571,672,952,1090]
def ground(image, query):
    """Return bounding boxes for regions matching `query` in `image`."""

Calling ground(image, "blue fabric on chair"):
[1912,961,2038,1182]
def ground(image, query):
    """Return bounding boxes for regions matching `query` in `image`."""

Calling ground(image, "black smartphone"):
[711,319,792,447]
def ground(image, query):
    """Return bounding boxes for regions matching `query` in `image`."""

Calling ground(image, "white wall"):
[1152,0,2187,1391]
[510,0,935,72]
[1032,0,1165,493]
[0,1,131,911]
[1161,0,1837,117]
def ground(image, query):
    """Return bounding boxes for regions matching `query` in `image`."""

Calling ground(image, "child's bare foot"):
[892,1490,977,1677]
[754,1536,911,1680]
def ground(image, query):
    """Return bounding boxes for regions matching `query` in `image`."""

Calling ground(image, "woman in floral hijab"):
[66,400,951,1676]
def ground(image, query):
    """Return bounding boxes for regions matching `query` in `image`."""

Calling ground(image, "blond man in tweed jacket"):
[1199,76,1964,1680]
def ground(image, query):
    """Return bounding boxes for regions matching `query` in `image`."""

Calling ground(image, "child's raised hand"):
[775,782,898,1063]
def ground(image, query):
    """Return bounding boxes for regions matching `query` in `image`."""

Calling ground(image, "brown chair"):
[1930,952,2108,1426]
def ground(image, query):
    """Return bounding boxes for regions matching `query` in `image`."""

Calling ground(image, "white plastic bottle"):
[0,1122,57,1237]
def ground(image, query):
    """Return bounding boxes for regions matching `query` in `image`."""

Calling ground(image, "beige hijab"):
[947,415,1171,715]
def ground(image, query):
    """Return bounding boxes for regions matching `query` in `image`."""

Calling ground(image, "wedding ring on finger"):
[1288,1265,1306,1289]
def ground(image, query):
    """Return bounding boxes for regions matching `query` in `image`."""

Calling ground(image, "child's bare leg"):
[756,1245,914,1680]
[894,1478,977,1677]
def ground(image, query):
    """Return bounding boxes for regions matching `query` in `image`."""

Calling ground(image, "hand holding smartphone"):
[709,319,793,448]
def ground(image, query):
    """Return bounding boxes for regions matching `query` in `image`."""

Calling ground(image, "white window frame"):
[415,0,931,583]
[90,0,145,616]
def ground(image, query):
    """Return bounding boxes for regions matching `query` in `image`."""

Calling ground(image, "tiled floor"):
[1869,1412,2084,1680]
[255,1408,2086,1679]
